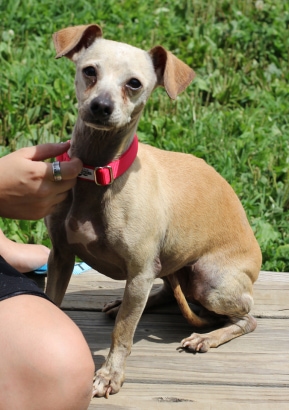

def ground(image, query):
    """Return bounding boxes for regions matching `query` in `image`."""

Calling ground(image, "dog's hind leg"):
[181,313,256,353]
[179,260,257,352]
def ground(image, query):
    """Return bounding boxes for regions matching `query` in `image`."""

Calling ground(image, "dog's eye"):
[83,66,97,77]
[126,78,142,90]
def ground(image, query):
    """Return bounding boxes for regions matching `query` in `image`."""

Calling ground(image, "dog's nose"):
[90,95,114,119]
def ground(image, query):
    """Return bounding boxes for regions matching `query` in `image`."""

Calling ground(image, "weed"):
[0,0,289,270]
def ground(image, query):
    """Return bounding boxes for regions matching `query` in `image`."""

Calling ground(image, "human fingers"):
[47,157,83,182]
[20,142,71,162]
[27,181,74,218]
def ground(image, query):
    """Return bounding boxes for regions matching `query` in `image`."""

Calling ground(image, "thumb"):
[22,142,71,162]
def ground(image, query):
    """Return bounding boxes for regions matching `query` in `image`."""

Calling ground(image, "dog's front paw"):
[102,298,122,318]
[92,366,124,398]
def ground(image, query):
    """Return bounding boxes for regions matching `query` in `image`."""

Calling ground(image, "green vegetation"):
[0,0,289,271]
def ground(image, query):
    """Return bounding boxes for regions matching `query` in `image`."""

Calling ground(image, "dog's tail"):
[167,274,209,328]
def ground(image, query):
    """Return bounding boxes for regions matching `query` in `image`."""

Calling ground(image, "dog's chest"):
[65,216,100,248]
[64,211,127,279]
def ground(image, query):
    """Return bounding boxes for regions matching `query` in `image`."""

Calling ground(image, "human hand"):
[0,142,82,220]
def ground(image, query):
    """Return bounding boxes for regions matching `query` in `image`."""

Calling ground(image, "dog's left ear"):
[149,46,195,99]
[53,24,103,60]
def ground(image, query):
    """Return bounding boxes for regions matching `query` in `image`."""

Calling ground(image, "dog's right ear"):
[53,24,102,60]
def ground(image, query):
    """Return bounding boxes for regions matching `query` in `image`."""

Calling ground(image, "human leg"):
[0,294,95,410]
[0,258,94,410]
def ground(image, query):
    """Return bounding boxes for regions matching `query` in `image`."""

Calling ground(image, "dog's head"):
[53,24,195,132]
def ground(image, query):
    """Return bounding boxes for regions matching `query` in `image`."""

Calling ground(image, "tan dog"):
[45,24,262,398]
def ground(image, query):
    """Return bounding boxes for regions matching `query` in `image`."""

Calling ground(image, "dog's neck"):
[69,117,139,168]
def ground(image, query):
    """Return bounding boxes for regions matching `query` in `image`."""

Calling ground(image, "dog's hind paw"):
[181,333,213,353]
[102,298,122,318]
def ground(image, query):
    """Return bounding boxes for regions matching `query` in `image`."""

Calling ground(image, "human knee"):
[35,331,94,409]
[0,296,95,410]
[57,341,95,395]
[52,360,94,410]
[41,320,95,409]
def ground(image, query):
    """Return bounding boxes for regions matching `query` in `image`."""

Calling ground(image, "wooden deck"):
[32,270,289,409]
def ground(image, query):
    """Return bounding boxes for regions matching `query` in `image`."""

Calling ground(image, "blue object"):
[34,262,91,275]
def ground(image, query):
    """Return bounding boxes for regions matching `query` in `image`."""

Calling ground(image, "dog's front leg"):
[93,272,155,398]
[46,246,75,306]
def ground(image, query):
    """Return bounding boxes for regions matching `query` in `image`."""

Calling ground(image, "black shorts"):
[0,256,50,302]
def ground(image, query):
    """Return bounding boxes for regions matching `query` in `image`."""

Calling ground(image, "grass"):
[0,0,289,271]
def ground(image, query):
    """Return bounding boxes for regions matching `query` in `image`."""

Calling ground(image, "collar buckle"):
[94,165,114,185]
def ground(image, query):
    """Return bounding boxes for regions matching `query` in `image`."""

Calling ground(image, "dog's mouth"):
[84,119,114,131]
[80,109,115,130]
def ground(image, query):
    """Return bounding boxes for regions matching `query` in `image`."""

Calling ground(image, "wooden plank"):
[28,270,289,317]
[88,386,289,410]
[69,312,289,381]
[253,271,289,318]
[27,270,289,408]
[57,270,289,318]
[65,311,289,408]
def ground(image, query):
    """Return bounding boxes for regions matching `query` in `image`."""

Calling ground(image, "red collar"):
[56,135,138,186]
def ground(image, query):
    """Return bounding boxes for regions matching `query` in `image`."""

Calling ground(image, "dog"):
[45,24,262,398]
